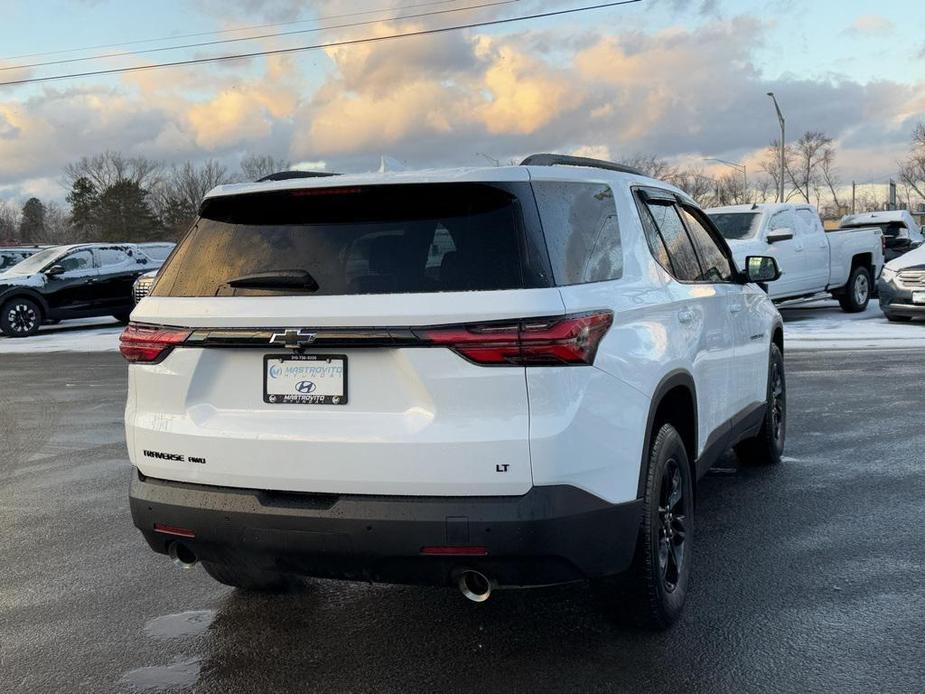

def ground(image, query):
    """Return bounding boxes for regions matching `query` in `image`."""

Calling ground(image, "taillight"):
[119,323,191,363]
[414,311,613,366]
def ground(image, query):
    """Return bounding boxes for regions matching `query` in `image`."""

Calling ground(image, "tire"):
[201,560,298,592]
[735,344,786,466]
[837,265,871,313]
[884,312,912,323]
[596,423,693,630]
[1,298,42,337]
[112,312,132,325]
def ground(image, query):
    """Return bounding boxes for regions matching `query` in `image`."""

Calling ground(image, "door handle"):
[729,303,743,314]
[678,308,695,324]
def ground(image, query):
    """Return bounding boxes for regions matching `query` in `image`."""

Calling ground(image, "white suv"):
[123,154,785,629]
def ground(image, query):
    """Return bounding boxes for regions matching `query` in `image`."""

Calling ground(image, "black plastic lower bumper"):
[130,472,643,587]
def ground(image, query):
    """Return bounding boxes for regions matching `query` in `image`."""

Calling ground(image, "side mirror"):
[745,256,782,283]
[45,264,65,277]
[766,228,794,243]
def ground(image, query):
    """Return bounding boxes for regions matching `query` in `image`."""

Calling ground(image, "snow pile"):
[0,318,121,354]
[781,300,925,350]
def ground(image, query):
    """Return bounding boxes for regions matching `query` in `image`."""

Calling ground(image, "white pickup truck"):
[706,203,884,312]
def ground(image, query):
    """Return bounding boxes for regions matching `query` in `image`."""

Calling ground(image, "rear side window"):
[768,211,795,232]
[795,209,820,234]
[152,184,532,297]
[141,245,173,261]
[643,201,702,282]
[99,248,130,267]
[532,181,622,285]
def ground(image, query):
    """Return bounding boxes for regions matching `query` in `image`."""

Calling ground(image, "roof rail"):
[520,153,644,176]
[257,170,339,182]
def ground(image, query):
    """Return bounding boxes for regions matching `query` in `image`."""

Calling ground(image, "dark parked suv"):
[0,243,167,337]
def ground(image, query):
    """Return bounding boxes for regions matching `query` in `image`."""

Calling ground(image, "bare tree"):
[154,160,235,238]
[618,154,678,182]
[240,154,290,181]
[63,150,162,190]
[819,146,843,210]
[787,131,835,204]
[759,141,793,202]
[899,122,925,201]
[0,200,20,242]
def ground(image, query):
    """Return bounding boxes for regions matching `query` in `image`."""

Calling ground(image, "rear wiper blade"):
[224,270,319,291]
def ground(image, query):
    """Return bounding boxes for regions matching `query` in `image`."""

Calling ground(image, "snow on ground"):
[0,317,122,354]
[0,300,922,354]
[780,299,925,350]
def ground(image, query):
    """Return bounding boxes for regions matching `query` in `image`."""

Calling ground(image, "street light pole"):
[767,92,786,203]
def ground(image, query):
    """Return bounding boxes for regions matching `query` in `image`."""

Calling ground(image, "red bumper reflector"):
[154,524,196,539]
[420,546,488,556]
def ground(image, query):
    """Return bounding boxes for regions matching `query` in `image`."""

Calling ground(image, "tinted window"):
[59,250,93,273]
[99,248,130,267]
[681,207,734,282]
[644,202,702,281]
[708,212,761,240]
[533,181,622,284]
[152,184,527,297]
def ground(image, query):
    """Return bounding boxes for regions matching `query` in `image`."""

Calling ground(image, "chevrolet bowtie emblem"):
[270,329,317,349]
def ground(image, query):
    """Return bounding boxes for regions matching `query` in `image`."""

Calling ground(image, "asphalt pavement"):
[1,349,924,694]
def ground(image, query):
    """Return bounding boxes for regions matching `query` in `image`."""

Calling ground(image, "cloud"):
[1,10,923,202]
[843,15,895,36]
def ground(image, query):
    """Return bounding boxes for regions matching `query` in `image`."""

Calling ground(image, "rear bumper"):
[130,472,643,587]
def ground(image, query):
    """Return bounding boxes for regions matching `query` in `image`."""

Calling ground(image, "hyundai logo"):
[295,380,317,394]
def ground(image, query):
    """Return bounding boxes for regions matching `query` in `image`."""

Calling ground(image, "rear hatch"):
[126,179,565,496]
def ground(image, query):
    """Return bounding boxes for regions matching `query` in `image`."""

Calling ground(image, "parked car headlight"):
[881,267,897,283]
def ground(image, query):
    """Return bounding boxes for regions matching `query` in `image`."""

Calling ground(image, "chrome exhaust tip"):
[168,541,198,570]
[458,570,492,603]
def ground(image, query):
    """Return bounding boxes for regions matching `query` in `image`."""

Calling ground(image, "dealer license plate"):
[263,354,347,405]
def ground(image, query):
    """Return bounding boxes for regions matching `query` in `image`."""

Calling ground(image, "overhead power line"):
[0,0,643,88]
[0,0,519,73]
[0,0,466,62]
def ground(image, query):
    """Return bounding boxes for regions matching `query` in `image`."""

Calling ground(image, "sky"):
[0,0,923,203]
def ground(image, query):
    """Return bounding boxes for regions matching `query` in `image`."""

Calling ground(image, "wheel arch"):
[772,321,784,354]
[850,252,873,275]
[0,289,49,319]
[637,370,698,499]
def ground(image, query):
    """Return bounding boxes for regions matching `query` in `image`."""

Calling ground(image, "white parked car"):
[122,155,785,629]
[839,209,924,262]
[707,203,884,312]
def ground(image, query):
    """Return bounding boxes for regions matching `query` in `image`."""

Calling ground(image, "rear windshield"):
[151,184,529,297]
[707,212,761,240]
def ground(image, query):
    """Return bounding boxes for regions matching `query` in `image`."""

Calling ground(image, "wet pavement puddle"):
[143,609,215,639]
[120,657,201,692]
